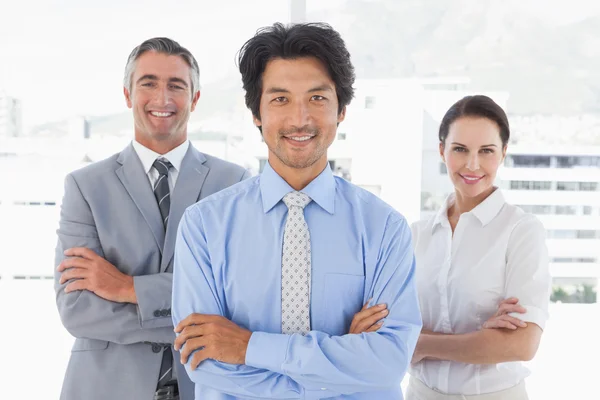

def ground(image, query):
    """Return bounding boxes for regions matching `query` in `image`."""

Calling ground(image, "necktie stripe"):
[154,175,166,191]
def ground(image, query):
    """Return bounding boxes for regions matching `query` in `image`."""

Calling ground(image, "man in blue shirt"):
[171,23,422,399]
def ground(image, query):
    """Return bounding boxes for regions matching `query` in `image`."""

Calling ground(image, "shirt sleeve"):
[172,207,309,399]
[245,216,422,395]
[505,214,551,329]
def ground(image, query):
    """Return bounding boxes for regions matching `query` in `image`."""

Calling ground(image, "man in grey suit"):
[54,37,250,400]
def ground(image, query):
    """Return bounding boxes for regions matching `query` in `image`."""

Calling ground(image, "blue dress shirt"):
[172,162,422,399]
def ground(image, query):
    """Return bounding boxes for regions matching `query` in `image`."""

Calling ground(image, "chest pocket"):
[318,273,365,336]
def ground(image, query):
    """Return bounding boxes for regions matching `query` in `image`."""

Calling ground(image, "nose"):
[466,153,480,171]
[288,101,311,128]
[153,85,172,106]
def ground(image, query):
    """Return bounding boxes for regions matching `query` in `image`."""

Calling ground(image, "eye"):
[453,147,467,152]
[272,97,287,103]
[481,148,495,154]
[169,84,184,90]
[311,95,326,101]
[141,82,154,87]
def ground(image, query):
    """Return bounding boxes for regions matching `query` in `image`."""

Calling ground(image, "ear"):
[124,87,132,109]
[337,106,347,124]
[253,114,262,129]
[439,142,446,162]
[501,145,508,162]
[190,90,201,112]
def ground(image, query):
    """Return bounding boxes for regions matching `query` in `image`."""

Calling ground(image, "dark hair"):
[237,22,355,120]
[438,95,510,147]
[124,37,200,97]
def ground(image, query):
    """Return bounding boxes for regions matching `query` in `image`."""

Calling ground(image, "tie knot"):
[153,158,173,176]
[283,191,312,209]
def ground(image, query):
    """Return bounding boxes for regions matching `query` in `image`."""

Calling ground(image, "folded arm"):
[172,210,421,398]
[414,215,550,365]
[55,173,174,345]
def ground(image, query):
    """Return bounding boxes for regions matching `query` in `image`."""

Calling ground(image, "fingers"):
[64,279,88,294]
[174,324,212,351]
[365,321,384,332]
[353,309,388,334]
[175,313,222,333]
[360,298,373,311]
[500,297,519,305]
[63,247,97,260]
[57,257,90,272]
[349,304,388,334]
[483,315,527,330]
[179,336,209,364]
[353,303,387,323]
[498,303,527,315]
[190,346,212,370]
[59,267,88,284]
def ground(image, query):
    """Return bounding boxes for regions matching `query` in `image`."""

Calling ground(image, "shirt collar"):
[432,188,505,231]
[131,139,190,174]
[259,161,336,215]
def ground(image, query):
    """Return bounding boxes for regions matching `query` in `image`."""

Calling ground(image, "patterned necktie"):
[152,157,174,389]
[152,158,172,228]
[281,191,313,335]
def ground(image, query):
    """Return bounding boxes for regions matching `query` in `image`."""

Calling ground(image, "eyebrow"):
[136,75,189,87]
[451,142,497,148]
[264,84,335,95]
[308,85,334,93]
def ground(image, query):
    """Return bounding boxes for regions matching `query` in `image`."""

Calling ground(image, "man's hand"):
[57,247,136,304]
[174,314,252,369]
[482,297,527,330]
[348,299,387,334]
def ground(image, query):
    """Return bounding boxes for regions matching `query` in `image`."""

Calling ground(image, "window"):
[509,155,551,168]
[439,162,447,175]
[557,156,600,168]
[556,181,580,191]
[579,182,598,191]
[549,230,600,239]
[510,180,551,190]
[578,230,600,239]
[583,206,597,215]
[364,96,376,109]
[551,257,596,263]
[518,205,552,214]
[555,205,577,215]
[548,230,578,239]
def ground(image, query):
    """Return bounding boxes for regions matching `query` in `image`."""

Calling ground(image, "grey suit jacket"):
[54,143,250,400]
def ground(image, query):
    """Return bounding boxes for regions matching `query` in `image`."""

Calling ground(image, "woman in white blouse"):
[406,95,551,400]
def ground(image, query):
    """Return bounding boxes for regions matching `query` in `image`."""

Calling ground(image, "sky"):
[1,0,599,130]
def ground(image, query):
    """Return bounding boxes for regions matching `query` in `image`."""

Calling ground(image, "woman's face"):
[440,116,506,202]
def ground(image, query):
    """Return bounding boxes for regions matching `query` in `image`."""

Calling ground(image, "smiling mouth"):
[284,135,314,142]
[149,111,174,118]
[460,174,484,182]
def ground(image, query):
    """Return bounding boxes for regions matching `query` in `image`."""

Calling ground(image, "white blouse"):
[409,189,551,395]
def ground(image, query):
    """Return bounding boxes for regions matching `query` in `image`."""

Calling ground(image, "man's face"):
[254,57,345,171]
[124,51,199,151]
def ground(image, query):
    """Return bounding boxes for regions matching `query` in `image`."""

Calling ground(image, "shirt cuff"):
[245,332,290,374]
[509,304,549,330]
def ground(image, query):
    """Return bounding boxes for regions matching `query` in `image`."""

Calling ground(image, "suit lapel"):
[115,144,165,253]
[161,145,208,271]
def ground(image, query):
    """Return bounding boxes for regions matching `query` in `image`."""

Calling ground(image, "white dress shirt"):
[409,188,551,395]
[131,139,190,191]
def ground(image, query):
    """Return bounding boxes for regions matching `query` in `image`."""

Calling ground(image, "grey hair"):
[123,37,200,97]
